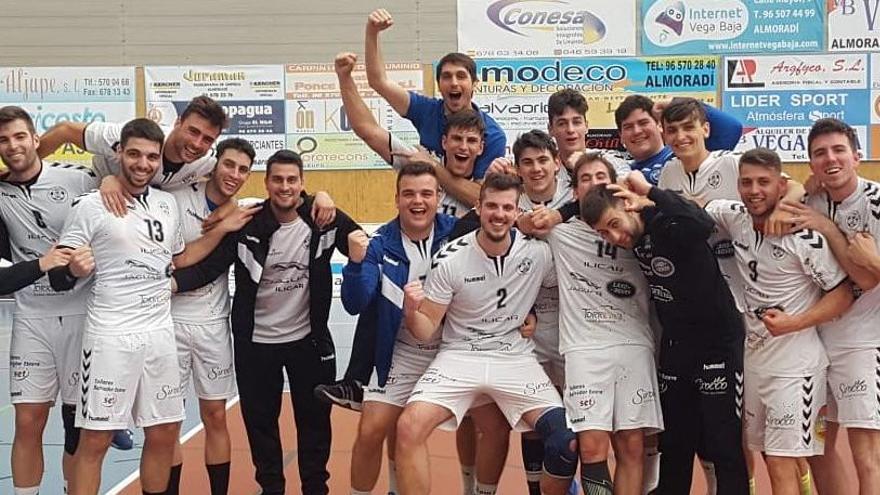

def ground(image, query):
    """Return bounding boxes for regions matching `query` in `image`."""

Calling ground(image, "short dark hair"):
[580,183,622,227]
[513,130,558,164]
[479,172,522,201]
[547,89,588,125]
[396,161,438,192]
[216,137,256,166]
[180,95,229,131]
[572,152,618,184]
[436,53,478,83]
[807,118,860,158]
[120,118,165,149]
[739,148,781,173]
[265,149,303,176]
[0,106,36,134]
[444,109,485,138]
[614,94,656,129]
[661,97,706,125]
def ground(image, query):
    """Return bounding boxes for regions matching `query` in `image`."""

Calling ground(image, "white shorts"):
[77,327,185,430]
[10,315,84,405]
[826,347,880,429]
[563,346,663,434]
[744,367,827,457]
[174,320,237,401]
[364,342,436,408]
[408,350,562,432]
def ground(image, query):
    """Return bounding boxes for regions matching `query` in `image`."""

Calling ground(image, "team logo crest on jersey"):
[606,279,636,298]
[770,245,786,261]
[845,211,862,231]
[650,256,675,277]
[517,258,533,274]
[158,200,171,216]
[707,171,722,190]
[48,186,68,203]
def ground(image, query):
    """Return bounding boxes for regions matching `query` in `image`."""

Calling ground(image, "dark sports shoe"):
[314,380,363,411]
[110,429,134,450]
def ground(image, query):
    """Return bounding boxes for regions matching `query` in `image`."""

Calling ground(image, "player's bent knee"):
[199,403,227,429]
[535,408,578,478]
[62,404,81,455]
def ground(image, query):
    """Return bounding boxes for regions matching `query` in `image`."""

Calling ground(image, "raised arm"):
[37,121,87,158]
[365,9,411,117]
[335,51,394,163]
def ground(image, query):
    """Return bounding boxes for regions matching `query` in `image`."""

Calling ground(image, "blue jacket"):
[341,213,457,387]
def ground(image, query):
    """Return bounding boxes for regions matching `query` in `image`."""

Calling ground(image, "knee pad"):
[61,404,81,455]
[535,407,578,478]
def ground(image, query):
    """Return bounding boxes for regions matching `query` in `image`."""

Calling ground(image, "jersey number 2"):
[496,288,508,309]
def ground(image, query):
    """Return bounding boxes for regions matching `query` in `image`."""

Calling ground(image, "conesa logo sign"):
[486,0,607,44]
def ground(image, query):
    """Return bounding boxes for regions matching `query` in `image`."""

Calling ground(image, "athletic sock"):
[521,435,544,495]
[388,460,399,495]
[351,490,371,495]
[642,445,660,493]
[474,482,497,495]
[460,464,476,495]
[700,459,717,495]
[748,477,757,495]
[164,463,182,495]
[13,486,39,495]
[206,462,230,495]
[799,470,813,495]
[580,461,613,495]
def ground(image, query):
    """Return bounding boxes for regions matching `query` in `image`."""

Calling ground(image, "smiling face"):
[0,118,40,177]
[437,62,475,114]
[593,205,643,249]
[442,125,483,178]
[210,148,253,199]
[738,162,787,221]
[662,115,709,164]
[477,187,519,243]
[396,173,439,235]
[264,162,303,214]
[118,137,162,193]
[516,146,559,199]
[808,131,860,199]
[573,159,614,201]
[167,113,222,163]
[620,108,664,161]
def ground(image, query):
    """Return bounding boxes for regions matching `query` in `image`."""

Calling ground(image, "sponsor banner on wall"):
[285,62,425,170]
[722,54,870,161]
[471,56,718,154]
[0,66,136,166]
[641,0,825,55]
[871,53,880,159]
[144,65,286,169]
[457,0,637,58]
[828,0,880,52]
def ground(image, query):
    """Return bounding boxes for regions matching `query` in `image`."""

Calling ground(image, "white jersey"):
[806,177,880,353]
[169,182,229,323]
[397,229,440,351]
[84,122,215,190]
[519,173,572,361]
[253,217,312,343]
[659,150,746,311]
[547,217,654,352]
[58,188,184,334]
[424,230,554,357]
[439,191,471,219]
[705,200,846,376]
[0,163,98,316]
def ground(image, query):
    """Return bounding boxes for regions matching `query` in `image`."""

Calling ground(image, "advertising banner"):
[828,0,880,52]
[457,0,637,58]
[471,56,719,152]
[0,67,136,166]
[641,0,825,55]
[285,62,425,170]
[722,54,870,161]
[144,65,286,169]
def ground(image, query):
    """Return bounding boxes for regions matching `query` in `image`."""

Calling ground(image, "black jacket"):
[173,194,361,366]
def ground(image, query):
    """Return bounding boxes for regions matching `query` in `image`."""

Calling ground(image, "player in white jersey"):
[49,118,230,495]
[0,106,101,495]
[657,98,814,494]
[398,174,579,495]
[777,118,880,494]
[166,137,258,495]
[547,152,662,494]
[703,148,854,495]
